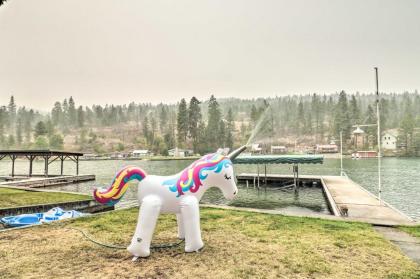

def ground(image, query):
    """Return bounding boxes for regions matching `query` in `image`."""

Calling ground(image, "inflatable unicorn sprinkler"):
[93,146,247,259]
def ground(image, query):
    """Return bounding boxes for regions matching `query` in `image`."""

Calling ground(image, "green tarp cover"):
[232,155,324,165]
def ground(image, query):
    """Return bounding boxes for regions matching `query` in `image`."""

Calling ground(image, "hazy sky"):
[0,0,419,110]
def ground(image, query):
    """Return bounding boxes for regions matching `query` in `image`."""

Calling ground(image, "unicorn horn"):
[228,145,247,161]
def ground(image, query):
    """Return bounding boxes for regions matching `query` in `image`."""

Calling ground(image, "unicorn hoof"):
[185,242,204,253]
[132,256,139,262]
[127,243,150,258]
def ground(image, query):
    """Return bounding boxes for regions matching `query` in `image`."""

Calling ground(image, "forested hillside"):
[0,91,419,155]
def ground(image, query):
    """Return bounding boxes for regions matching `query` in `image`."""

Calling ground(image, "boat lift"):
[233,155,324,192]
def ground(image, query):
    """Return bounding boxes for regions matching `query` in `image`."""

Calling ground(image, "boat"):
[0,207,85,228]
[351,150,380,159]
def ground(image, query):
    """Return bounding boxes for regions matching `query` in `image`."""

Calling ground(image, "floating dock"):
[0,175,95,188]
[237,173,414,226]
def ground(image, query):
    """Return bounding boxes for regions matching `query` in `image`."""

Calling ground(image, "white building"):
[132,149,150,157]
[382,131,398,150]
[315,144,338,153]
[251,144,262,154]
[271,145,287,154]
[168,148,193,157]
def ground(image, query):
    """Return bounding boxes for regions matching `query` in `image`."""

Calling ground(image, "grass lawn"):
[0,207,419,279]
[0,187,91,208]
[400,225,420,238]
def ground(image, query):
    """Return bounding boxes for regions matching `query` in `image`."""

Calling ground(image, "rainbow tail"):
[93,166,147,206]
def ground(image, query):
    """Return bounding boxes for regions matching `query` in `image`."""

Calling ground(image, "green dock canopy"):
[232,155,324,165]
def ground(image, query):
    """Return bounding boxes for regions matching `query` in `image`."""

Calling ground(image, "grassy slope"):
[400,225,420,238]
[0,207,418,279]
[0,188,91,208]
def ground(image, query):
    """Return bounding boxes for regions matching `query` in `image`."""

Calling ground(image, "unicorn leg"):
[180,196,204,252]
[127,195,162,258]
[176,214,185,239]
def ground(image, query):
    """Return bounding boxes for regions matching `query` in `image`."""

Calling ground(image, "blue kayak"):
[0,207,85,228]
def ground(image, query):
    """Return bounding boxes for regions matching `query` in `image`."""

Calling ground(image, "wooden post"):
[11,155,15,177]
[293,164,299,193]
[257,164,260,189]
[60,156,64,175]
[29,155,34,177]
[76,156,79,175]
[264,164,267,192]
[44,156,49,177]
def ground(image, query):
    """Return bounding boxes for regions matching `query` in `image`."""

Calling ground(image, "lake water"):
[0,157,419,220]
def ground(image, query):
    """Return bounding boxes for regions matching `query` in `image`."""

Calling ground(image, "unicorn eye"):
[224,174,231,180]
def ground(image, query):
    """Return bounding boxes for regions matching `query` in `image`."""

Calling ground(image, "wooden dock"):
[237,173,414,225]
[0,175,95,188]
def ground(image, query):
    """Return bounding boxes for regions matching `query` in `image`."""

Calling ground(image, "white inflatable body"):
[93,147,246,259]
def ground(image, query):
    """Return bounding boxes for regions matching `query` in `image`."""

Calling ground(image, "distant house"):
[110,152,124,159]
[251,144,263,154]
[132,150,150,157]
[82,153,98,160]
[382,131,398,150]
[168,148,193,157]
[271,145,287,154]
[315,144,338,153]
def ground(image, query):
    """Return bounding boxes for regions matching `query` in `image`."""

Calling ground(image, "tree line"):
[0,90,419,155]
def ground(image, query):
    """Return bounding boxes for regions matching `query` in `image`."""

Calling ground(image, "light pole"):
[375,67,382,204]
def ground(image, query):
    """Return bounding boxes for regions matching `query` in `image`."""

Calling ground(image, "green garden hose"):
[69,227,184,250]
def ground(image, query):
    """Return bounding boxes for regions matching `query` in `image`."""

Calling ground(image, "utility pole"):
[375,67,382,203]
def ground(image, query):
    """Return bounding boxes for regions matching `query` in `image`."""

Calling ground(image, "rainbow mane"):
[162,153,232,197]
[93,166,146,206]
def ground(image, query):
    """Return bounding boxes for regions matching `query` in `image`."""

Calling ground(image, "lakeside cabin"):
[168,148,193,157]
[270,145,287,154]
[315,144,339,153]
[132,150,150,158]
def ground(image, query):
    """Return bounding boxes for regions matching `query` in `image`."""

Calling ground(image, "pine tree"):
[206,95,222,150]
[77,106,85,127]
[219,120,226,147]
[143,116,150,145]
[297,100,305,135]
[0,106,6,147]
[16,116,23,146]
[62,99,69,131]
[225,108,234,149]
[49,134,64,150]
[159,106,168,133]
[34,121,48,137]
[176,98,188,147]
[8,95,16,131]
[333,91,351,138]
[150,116,157,145]
[23,110,33,143]
[400,105,415,155]
[68,97,77,126]
[365,104,377,135]
[250,104,258,126]
[349,95,361,125]
[51,102,63,127]
[188,97,202,152]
